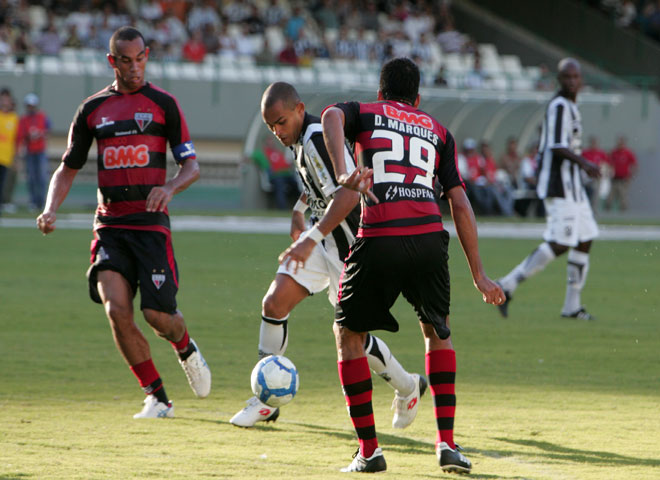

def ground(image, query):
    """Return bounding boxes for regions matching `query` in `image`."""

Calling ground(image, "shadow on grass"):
[0,475,33,480]
[490,437,660,468]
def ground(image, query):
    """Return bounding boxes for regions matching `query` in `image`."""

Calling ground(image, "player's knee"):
[262,293,288,320]
[104,300,133,324]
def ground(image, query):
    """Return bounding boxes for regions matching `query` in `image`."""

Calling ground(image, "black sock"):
[143,377,169,405]
[178,341,197,361]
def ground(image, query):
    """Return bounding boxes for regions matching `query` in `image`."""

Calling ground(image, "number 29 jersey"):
[330,100,463,238]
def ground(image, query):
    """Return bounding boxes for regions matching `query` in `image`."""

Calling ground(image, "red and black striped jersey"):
[329,100,463,237]
[62,82,196,232]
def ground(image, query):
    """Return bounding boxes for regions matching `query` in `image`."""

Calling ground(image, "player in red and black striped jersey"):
[321,57,504,473]
[36,27,211,419]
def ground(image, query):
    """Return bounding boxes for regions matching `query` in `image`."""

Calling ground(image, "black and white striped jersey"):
[536,94,585,201]
[291,112,360,261]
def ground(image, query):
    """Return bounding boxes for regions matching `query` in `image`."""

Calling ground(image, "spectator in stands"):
[255,36,277,65]
[252,136,300,210]
[582,136,610,211]
[0,87,17,216]
[13,27,32,65]
[606,136,637,211]
[465,53,486,89]
[285,6,306,41]
[361,1,380,31]
[436,18,464,53]
[481,140,513,216]
[223,0,251,24]
[0,25,12,57]
[514,143,544,217]
[182,28,206,63]
[616,0,637,27]
[315,0,340,30]
[140,0,163,23]
[187,0,221,33]
[64,24,84,48]
[263,0,286,27]
[499,137,521,186]
[201,23,220,54]
[277,37,298,65]
[244,4,266,35]
[403,5,435,43]
[36,21,62,56]
[17,93,50,211]
[66,2,94,42]
[458,138,496,215]
[235,23,257,58]
[434,65,448,86]
[218,24,238,59]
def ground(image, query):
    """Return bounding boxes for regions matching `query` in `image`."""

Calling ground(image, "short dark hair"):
[109,26,146,56]
[261,82,301,112]
[379,57,420,105]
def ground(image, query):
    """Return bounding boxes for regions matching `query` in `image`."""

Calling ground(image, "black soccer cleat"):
[496,283,512,318]
[561,307,596,321]
[340,447,387,473]
[437,442,472,474]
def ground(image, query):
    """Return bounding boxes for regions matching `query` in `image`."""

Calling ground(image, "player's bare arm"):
[279,186,358,273]
[36,163,78,235]
[551,147,600,178]
[290,192,307,241]
[445,185,504,306]
[146,158,200,212]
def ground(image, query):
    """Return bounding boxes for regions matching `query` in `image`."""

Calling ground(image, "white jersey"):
[536,94,585,201]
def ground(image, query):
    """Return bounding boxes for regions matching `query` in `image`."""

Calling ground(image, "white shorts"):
[543,197,599,247]
[276,229,344,306]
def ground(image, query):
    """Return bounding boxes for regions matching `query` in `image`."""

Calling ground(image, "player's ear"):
[296,101,305,115]
[377,90,384,101]
[107,53,115,68]
[413,94,420,108]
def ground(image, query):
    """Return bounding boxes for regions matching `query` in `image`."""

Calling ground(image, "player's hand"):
[146,185,174,212]
[278,236,316,274]
[36,211,56,235]
[290,211,305,241]
[338,167,379,204]
[475,276,505,305]
[581,159,601,179]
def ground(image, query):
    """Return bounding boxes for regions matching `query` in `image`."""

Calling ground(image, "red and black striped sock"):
[130,358,169,405]
[338,357,378,458]
[171,328,194,360]
[426,349,456,449]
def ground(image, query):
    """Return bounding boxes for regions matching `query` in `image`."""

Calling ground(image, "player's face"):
[558,64,581,97]
[262,100,304,147]
[108,38,149,93]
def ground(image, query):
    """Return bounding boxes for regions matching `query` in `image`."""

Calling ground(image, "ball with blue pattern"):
[251,355,299,407]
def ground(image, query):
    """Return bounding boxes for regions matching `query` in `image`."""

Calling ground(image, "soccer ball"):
[251,355,299,407]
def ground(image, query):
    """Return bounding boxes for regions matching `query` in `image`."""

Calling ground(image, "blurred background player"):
[36,27,211,418]
[0,87,18,216]
[496,58,600,320]
[17,93,51,211]
[322,57,504,474]
[230,81,426,429]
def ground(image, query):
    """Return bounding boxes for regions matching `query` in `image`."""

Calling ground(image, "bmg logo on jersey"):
[382,105,433,129]
[103,144,150,169]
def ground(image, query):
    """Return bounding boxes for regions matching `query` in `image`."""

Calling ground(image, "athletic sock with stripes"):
[338,357,378,458]
[130,358,169,405]
[426,349,457,449]
[500,242,556,293]
[562,249,590,314]
[171,328,195,361]
[364,333,415,395]
[258,314,289,358]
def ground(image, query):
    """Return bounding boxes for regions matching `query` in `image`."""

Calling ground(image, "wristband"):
[306,224,325,244]
[293,199,308,213]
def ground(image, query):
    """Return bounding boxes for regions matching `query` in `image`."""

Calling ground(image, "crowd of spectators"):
[586,0,660,43]
[0,1,482,75]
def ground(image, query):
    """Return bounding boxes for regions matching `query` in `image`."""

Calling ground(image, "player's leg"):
[96,269,173,418]
[497,198,571,317]
[421,320,472,474]
[135,230,211,399]
[230,273,309,427]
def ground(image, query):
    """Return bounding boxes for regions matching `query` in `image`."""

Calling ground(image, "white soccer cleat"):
[392,373,427,429]
[178,338,211,398]
[133,395,174,419]
[229,396,280,428]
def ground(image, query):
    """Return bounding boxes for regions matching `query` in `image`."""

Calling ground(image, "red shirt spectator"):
[277,39,298,65]
[17,95,50,154]
[465,152,496,184]
[182,30,206,63]
[609,137,637,179]
[582,136,609,168]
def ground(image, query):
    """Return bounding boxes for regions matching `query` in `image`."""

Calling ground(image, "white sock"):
[500,242,556,293]
[365,334,415,395]
[258,314,289,358]
[562,249,590,314]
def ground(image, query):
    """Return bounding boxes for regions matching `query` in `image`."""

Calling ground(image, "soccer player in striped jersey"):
[36,27,211,418]
[230,82,427,429]
[496,58,600,321]
[322,57,504,473]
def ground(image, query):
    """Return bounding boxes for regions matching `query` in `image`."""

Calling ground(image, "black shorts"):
[87,227,179,313]
[335,230,451,338]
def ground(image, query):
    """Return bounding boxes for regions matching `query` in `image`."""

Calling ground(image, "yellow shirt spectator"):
[0,110,18,167]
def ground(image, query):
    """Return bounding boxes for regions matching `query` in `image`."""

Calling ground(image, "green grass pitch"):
[0,226,658,479]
